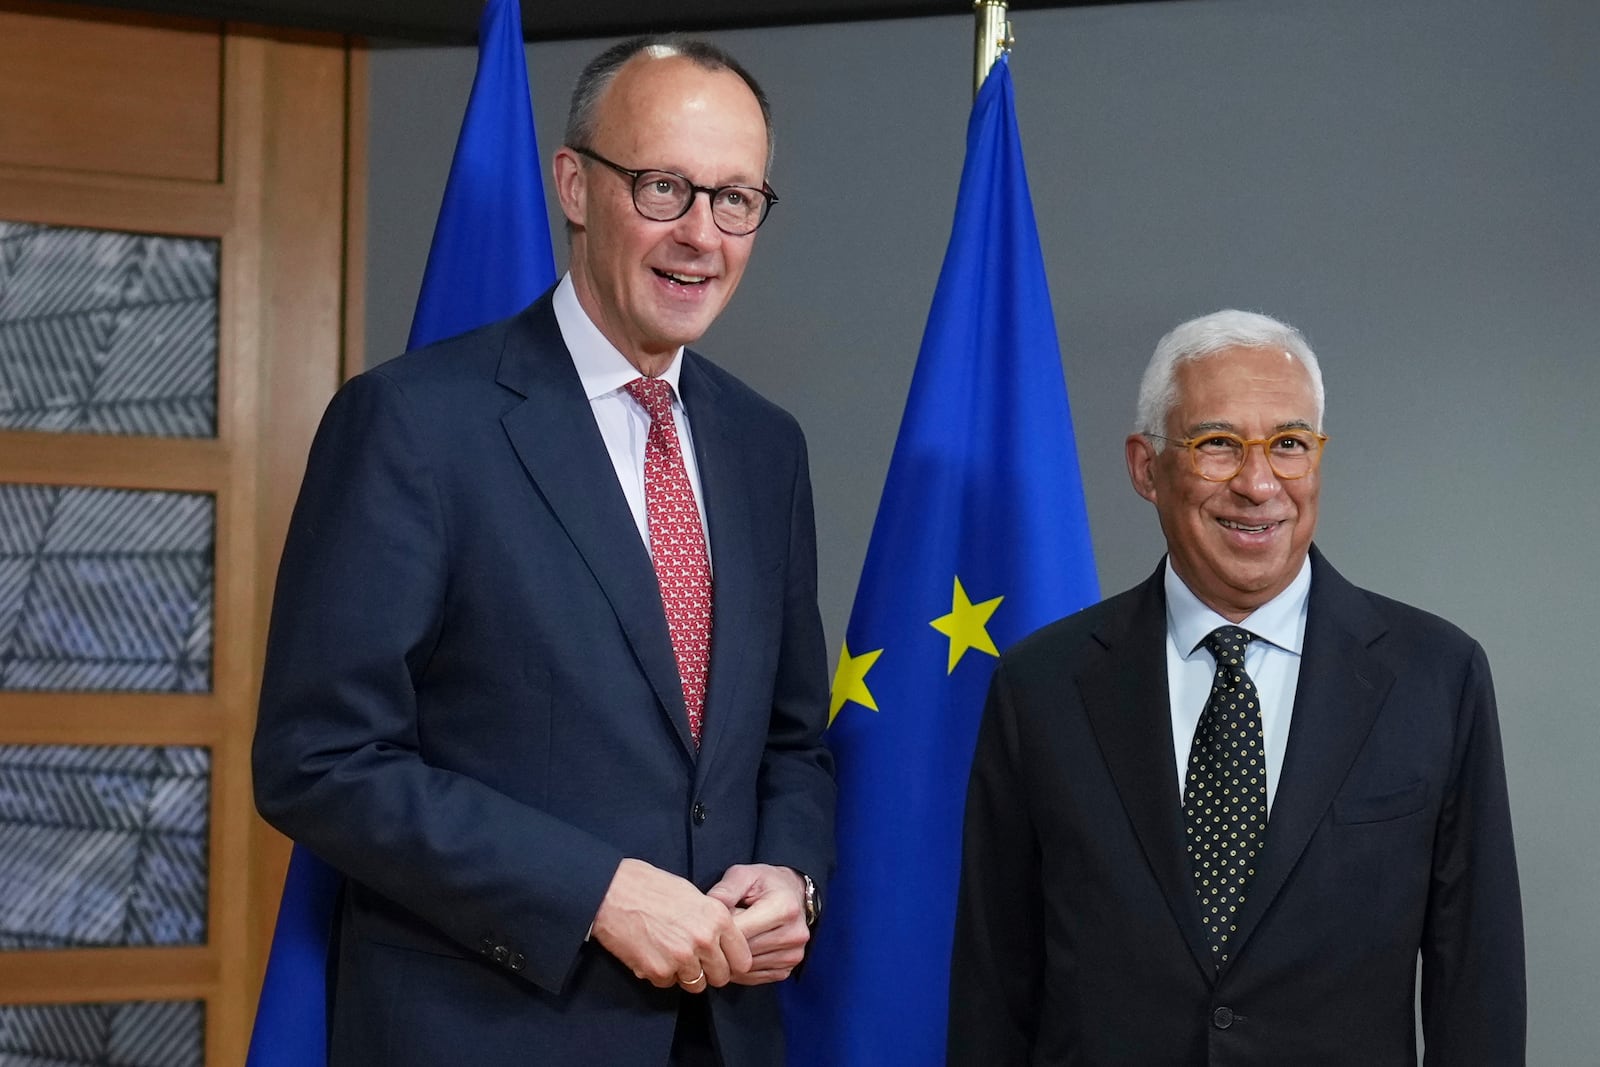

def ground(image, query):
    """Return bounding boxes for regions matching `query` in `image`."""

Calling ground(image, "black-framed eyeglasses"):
[570,146,777,236]
[1145,429,1329,482]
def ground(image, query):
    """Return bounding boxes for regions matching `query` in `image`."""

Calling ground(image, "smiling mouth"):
[1218,518,1279,533]
[654,269,710,286]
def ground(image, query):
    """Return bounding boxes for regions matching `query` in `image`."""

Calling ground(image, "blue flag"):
[407,0,557,350]
[246,1,556,1062]
[781,56,1099,1065]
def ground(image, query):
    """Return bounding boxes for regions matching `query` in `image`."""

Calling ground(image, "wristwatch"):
[801,872,819,928]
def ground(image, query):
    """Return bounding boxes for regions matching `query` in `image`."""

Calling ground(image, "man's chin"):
[646,309,724,350]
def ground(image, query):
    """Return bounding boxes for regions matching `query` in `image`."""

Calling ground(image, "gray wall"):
[367,0,1599,1059]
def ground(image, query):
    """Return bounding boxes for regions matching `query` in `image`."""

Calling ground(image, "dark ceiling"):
[52,0,1141,45]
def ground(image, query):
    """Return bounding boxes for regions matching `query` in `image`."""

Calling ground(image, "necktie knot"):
[625,376,674,423]
[1202,625,1253,669]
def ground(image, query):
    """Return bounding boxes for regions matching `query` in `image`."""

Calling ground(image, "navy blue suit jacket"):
[949,549,1524,1066]
[254,292,835,1066]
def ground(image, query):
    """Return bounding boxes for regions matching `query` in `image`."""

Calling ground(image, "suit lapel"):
[495,298,696,756]
[678,354,753,778]
[1224,548,1394,969]
[1080,564,1216,977]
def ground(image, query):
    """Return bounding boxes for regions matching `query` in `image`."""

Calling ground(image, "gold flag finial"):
[974,0,1013,96]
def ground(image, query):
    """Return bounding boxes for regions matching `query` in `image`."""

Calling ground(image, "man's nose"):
[1228,443,1282,501]
[671,191,721,250]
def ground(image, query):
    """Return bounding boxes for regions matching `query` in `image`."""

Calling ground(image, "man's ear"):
[1126,434,1160,504]
[552,147,586,228]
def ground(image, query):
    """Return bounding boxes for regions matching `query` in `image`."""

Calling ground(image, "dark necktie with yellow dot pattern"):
[1184,625,1267,966]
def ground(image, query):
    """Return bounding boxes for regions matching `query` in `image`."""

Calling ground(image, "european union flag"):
[782,56,1098,1065]
[246,1,556,1062]
[407,0,556,351]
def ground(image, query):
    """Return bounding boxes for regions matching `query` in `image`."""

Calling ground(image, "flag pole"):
[973,0,1013,96]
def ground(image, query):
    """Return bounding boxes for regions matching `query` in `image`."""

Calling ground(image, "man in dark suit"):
[948,310,1524,1065]
[253,37,834,1066]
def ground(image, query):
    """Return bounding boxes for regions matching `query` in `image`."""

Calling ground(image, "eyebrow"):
[1185,418,1317,434]
[647,162,764,189]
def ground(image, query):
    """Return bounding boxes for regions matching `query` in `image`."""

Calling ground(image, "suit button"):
[692,802,707,825]
[478,936,495,956]
[1212,1006,1235,1030]
[492,945,509,964]
[509,952,525,972]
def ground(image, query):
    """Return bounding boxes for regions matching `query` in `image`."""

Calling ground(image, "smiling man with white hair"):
[950,309,1525,1065]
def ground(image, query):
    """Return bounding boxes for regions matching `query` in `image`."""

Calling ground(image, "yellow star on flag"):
[830,641,884,725]
[930,576,1004,674]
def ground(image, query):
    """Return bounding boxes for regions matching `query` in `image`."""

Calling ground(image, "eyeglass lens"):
[632,171,768,234]
[1190,431,1321,481]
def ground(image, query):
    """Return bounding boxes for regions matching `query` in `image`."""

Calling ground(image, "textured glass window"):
[0,1000,202,1066]
[0,746,209,949]
[0,484,213,693]
[0,220,218,437]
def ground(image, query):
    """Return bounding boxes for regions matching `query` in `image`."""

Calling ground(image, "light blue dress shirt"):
[1164,556,1312,814]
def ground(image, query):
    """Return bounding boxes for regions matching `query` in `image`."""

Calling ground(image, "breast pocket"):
[1333,779,1428,824]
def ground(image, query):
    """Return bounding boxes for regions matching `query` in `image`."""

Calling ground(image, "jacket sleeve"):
[251,371,622,995]
[947,662,1044,1065]
[1420,642,1526,1064]
[751,422,837,895]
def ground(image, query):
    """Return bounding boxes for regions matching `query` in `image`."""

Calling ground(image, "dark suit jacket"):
[253,293,835,1066]
[949,548,1523,1066]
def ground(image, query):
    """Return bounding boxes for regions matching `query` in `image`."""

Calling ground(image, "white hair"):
[1134,309,1325,441]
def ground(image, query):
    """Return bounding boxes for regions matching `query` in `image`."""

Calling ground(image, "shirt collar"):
[552,272,686,402]
[1165,554,1312,658]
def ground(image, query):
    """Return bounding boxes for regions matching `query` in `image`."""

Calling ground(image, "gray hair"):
[564,35,774,171]
[1134,309,1325,441]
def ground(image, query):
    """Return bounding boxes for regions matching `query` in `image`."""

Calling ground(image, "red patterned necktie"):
[624,376,712,746]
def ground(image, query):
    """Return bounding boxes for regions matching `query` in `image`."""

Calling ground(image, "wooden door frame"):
[0,5,366,1061]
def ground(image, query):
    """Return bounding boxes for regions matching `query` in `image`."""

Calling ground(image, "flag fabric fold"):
[781,56,1099,1066]
[246,0,556,1062]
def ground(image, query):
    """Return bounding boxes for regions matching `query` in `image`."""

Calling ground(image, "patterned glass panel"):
[0,219,218,437]
[0,1000,203,1066]
[0,485,213,693]
[0,746,209,950]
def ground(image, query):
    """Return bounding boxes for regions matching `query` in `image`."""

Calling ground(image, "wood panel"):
[0,947,216,1004]
[0,6,362,1064]
[0,168,231,236]
[218,28,354,1064]
[0,693,221,744]
[0,3,223,181]
[342,44,369,384]
[0,432,229,491]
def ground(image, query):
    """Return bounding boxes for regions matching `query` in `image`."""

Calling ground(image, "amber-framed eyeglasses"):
[1146,429,1329,482]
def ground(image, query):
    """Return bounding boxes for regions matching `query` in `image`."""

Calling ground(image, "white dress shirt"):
[551,273,710,558]
[1164,556,1312,814]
